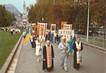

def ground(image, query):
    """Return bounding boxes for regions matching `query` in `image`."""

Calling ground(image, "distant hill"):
[4,4,23,24]
[5,4,21,16]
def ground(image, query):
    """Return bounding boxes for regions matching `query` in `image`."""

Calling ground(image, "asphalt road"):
[15,40,106,73]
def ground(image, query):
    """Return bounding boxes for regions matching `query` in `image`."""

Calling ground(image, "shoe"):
[43,69,47,72]
[37,59,40,62]
[64,67,68,72]
[60,66,64,70]
[76,64,80,71]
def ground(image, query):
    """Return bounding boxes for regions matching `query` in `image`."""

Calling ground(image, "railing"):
[79,34,106,52]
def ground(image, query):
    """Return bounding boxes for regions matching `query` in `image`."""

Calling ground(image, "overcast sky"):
[0,0,36,13]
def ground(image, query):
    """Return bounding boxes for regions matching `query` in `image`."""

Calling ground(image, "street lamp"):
[86,0,90,42]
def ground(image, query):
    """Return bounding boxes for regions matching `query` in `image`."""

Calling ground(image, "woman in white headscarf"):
[58,37,68,71]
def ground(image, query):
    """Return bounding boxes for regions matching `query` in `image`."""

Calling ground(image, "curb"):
[14,38,23,73]
[0,35,22,73]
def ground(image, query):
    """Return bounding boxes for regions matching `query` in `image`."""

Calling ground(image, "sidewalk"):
[15,40,37,73]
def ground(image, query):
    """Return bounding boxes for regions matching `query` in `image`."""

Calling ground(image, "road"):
[15,39,106,73]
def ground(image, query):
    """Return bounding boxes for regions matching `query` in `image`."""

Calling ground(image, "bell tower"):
[22,0,28,26]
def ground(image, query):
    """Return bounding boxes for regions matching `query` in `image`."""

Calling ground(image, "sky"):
[0,0,36,13]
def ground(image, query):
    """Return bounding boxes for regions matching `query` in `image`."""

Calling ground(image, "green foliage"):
[90,0,105,27]
[28,0,105,34]
[0,31,20,69]
[0,5,15,27]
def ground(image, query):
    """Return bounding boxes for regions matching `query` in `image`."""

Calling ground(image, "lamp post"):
[86,0,90,42]
[104,4,106,48]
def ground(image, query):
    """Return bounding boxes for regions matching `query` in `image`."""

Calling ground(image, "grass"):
[80,35,106,49]
[0,31,20,69]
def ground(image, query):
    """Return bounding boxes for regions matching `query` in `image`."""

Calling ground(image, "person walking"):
[73,36,83,70]
[50,32,54,44]
[58,37,68,72]
[30,35,36,48]
[42,40,54,72]
[66,36,75,66]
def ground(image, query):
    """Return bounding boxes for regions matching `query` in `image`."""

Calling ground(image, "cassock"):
[42,45,54,71]
[73,41,83,70]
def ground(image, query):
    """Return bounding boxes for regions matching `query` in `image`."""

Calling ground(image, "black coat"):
[73,42,83,69]
[42,45,54,71]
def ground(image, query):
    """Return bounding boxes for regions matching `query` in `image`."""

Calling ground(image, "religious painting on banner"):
[31,23,37,35]
[61,21,67,29]
[51,24,56,33]
[37,22,47,36]
[37,22,47,41]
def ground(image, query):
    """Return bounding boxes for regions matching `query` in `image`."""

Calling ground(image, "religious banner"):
[50,24,56,33]
[31,23,37,35]
[51,24,56,31]
[63,24,72,30]
[37,22,47,36]
[61,21,67,29]
[58,29,74,41]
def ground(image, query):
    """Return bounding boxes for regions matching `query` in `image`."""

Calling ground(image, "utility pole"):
[104,1,106,48]
[86,0,90,42]
[53,0,55,5]
[23,0,28,27]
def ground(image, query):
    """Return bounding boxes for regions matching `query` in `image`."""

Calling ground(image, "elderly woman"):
[58,37,68,71]
[42,40,54,72]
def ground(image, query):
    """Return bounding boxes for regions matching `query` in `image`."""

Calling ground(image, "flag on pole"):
[23,32,31,45]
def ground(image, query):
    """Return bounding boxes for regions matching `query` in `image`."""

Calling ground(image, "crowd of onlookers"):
[0,27,21,35]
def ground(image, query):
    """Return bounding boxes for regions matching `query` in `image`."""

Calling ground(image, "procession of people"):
[27,22,83,72]
[29,30,83,72]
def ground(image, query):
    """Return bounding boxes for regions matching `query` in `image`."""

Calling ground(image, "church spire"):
[23,0,26,13]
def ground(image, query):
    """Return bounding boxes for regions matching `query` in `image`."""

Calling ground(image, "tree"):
[0,5,15,27]
[28,0,105,34]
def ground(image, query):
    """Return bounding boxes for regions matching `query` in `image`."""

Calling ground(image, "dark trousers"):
[42,60,47,70]
[73,52,80,70]
[31,42,36,48]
